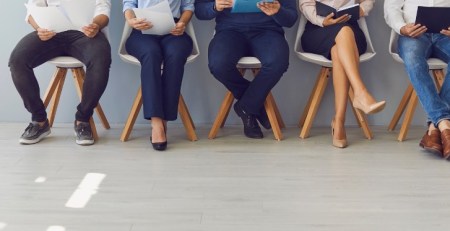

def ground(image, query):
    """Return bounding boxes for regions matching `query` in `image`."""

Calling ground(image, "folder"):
[231,0,273,13]
[415,6,450,33]
[315,1,360,23]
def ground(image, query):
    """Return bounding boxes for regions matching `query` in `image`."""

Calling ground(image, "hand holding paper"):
[215,0,233,12]
[36,28,56,41]
[127,17,153,31]
[82,23,100,38]
[25,0,95,33]
[170,22,186,36]
[132,1,175,35]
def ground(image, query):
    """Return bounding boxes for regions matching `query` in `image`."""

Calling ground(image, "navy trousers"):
[126,30,193,121]
[208,29,289,115]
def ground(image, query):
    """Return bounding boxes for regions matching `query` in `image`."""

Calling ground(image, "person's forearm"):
[93,14,109,29]
[27,15,40,30]
[179,10,193,25]
[124,9,136,21]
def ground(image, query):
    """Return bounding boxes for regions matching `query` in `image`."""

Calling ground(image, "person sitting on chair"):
[385,0,450,158]
[123,0,194,151]
[195,0,298,139]
[9,0,111,145]
[299,0,385,148]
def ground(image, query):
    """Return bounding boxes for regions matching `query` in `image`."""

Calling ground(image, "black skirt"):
[301,21,367,59]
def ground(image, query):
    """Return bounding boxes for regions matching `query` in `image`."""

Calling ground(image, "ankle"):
[438,120,450,131]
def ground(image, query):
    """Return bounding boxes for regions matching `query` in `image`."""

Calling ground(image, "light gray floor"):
[1,123,449,231]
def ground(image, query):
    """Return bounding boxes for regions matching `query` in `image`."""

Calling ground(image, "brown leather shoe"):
[440,129,450,159]
[419,130,442,155]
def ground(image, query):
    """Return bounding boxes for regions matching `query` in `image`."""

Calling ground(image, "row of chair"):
[42,16,447,142]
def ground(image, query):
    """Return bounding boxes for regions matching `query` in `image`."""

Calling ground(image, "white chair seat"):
[48,56,84,68]
[296,52,376,68]
[236,57,262,69]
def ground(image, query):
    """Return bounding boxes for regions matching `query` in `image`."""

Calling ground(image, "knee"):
[8,48,27,71]
[208,54,235,77]
[336,26,355,40]
[261,57,289,76]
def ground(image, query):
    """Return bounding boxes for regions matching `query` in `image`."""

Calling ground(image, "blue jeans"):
[126,30,193,121]
[398,33,450,127]
[208,29,289,115]
[9,31,111,123]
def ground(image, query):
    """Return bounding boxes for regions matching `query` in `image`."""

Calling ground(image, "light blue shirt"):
[123,0,194,19]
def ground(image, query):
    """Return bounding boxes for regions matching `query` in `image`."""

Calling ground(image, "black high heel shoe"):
[151,124,167,151]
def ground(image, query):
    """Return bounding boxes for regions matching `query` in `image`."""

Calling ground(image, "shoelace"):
[245,115,258,128]
[77,123,91,136]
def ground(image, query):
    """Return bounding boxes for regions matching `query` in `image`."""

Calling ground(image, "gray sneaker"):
[74,121,94,146]
[19,120,51,144]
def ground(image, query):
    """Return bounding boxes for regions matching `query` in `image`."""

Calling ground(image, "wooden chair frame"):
[43,65,110,141]
[208,64,285,141]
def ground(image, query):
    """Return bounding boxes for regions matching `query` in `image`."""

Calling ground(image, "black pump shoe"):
[150,136,167,151]
[151,125,167,151]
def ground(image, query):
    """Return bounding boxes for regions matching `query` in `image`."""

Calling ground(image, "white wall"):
[0,1,431,127]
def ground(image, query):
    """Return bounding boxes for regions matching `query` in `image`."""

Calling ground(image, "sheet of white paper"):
[133,1,175,35]
[25,4,74,33]
[59,0,95,30]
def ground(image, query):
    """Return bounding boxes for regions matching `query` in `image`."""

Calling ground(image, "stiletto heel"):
[352,98,386,114]
[331,119,348,148]
[151,123,167,151]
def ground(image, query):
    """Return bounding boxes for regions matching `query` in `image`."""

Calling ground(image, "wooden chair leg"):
[76,68,110,129]
[208,91,234,139]
[220,93,234,128]
[43,68,67,107]
[348,87,373,140]
[299,68,324,128]
[267,93,285,129]
[398,90,419,141]
[178,95,198,141]
[388,84,413,131]
[120,87,143,142]
[299,67,330,139]
[48,75,66,127]
[264,94,283,141]
[433,69,445,90]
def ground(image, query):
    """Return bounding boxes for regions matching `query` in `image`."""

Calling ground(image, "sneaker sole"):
[76,140,95,146]
[19,130,51,145]
[74,132,95,146]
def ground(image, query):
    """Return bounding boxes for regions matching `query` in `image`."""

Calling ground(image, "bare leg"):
[151,117,166,143]
[331,46,348,141]
[334,26,378,106]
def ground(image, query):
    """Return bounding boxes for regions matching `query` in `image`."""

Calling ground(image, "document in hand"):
[25,0,95,33]
[315,1,360,23]
[415,6,450,33]
[231,0,273,13]
[133,1,175,35]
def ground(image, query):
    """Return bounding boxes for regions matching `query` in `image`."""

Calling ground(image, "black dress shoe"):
[150,125,167,151]
[233,102,263,139]
[256,108,271,129]
[151,136,167,151]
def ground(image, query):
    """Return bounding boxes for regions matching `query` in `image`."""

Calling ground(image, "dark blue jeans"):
[9,30,111,123]
[126,30,192,121]
[398,33,450,126]
[208,29,289,115]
